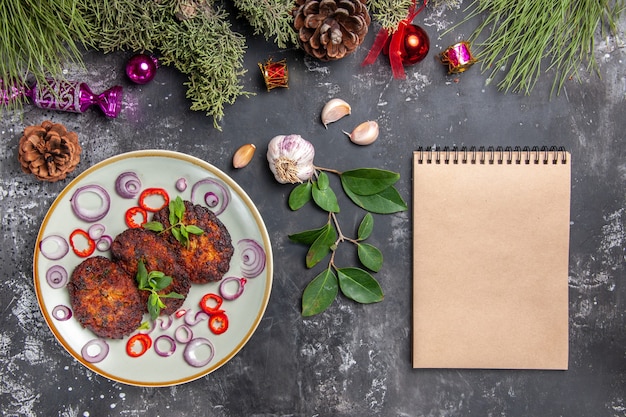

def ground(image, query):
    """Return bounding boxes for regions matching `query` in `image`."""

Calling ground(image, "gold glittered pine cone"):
[293,0,371,61]
[18,120,82,182]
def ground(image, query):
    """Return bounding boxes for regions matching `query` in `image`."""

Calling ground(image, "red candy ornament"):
[125,54,158,84]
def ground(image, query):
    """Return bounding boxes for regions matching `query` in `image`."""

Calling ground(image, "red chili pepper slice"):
[69,228,96,257]
[199,293,223,315]
[125,206,148,228]
[139,188,170,212]
[126,333,152,358]
[208,312,229,335]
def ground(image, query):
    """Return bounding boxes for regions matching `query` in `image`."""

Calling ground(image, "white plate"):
[34,150,273,386]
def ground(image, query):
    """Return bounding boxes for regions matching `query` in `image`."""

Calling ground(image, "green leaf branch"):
[144,196,203,248]
[288,166,407,316]
[136,259,185,320]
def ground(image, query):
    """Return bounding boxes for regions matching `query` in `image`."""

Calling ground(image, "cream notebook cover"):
[412,147,570,370]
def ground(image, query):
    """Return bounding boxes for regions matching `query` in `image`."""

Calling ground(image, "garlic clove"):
[321,98,351,128]
[233,143,256,168]
[343,121,379,145]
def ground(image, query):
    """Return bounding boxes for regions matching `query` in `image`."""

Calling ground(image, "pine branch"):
[233,0,299,48]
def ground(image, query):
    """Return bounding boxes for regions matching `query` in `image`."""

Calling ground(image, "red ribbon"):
[361,0,428,79]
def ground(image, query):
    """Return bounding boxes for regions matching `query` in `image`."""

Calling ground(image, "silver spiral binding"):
[415,146,568,165]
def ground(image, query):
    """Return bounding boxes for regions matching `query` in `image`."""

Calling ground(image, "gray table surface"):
[1,4,625,416]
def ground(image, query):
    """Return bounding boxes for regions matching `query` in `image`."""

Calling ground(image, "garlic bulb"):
[321,98,351,128]
[267,134,316,184]
[343,121,379,145]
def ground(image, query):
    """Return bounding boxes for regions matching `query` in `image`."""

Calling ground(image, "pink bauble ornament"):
[125,54,158,84]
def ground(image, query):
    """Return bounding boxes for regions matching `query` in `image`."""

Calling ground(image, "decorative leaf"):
[147,294,160,320]
[289,182,312,210]
[136,260,148,288]
[357,243,383,272]
[289,224,330,245]
[337,267,384,304]
[171,227,182,243]
[185,225,204,235]
[357,213,374,240]
[312,180,340,213]
[316,171,330,190]
[306,224,337,268]
[163,291,185,299]
[150,274,173,292]
[344,185,408,214]
[143,221,164,232]
[341,168,400,196]
[302,268,338,316]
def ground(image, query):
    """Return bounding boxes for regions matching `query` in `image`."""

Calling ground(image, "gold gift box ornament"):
[258,58,289,91]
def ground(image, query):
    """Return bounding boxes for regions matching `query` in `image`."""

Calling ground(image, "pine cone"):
[18,120,82,182]
[293,0,371,61]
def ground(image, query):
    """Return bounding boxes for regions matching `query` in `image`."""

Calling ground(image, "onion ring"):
[174,325,193,344]
[219,276,247,300]
[39,235,69,260]
[237,239,266,278]
[190,178,230,215]
[96,235,112,252]
[52,305,72,321]
[154,335,176,357]
[115,171,142,199]
[70,184,111,222]
[46,265,69,288]
[157,315,173,330]
[81,339,109,363]
[184,310,209,326]
[183,337,215,367]
[88,223,106,240]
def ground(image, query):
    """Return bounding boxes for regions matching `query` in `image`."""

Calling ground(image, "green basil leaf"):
[357,243,383,272]
[163,291,185,299]
[357,213,374,240]
[147,293,160,319]
[337,267,384,304]
[136,260,148,288]
[151,274,173,291]
[289,224,330,245]
[289,182,312,210]
[302,268,338,316]
[171,227,182,243]
[306,224,337,268]
[344,185,408,214]
[180,225,189,239]
[185,225,204,235]
[157,297,167,309]
[312,182,340,213]
[171,196,185,223]
[316,171,330,190]
[143,221,164,232]
[341,168,400,196]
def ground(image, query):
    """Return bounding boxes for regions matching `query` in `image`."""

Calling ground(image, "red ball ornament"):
[395,24,430,66]
[125,54,158,84]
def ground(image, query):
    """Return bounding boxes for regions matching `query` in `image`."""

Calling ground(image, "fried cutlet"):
[110,228,191,315]
[67,256,143,339]
[152,200,233,284]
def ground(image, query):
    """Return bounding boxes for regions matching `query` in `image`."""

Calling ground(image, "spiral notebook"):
[412,147,570,370]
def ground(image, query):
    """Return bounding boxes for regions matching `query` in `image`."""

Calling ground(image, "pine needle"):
[0,0,92,104]
[462,0,625,95]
